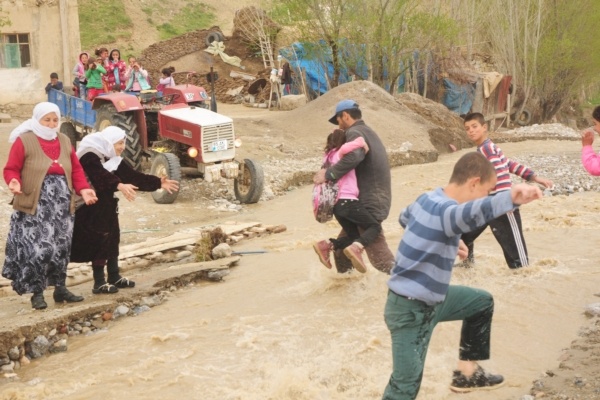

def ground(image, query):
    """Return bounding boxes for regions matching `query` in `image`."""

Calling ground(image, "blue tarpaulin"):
[280,43,475,115]
[442,79,475,115]
[279,42,353,97]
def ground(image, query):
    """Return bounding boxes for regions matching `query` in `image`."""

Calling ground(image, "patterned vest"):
[12,132,75,215]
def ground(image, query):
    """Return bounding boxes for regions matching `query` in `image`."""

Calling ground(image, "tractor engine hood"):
[158,105,236,163]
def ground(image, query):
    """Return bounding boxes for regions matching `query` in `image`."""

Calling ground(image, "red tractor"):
[53,84,264,204]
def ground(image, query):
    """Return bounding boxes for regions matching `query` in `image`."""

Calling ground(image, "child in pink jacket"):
[313,129,381,273]
[582,106,600,175]
[105,49,127,91]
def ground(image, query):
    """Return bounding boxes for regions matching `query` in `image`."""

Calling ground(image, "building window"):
[0,33,31,68]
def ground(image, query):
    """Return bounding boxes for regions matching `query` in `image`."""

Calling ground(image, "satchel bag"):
[312,180,339,223]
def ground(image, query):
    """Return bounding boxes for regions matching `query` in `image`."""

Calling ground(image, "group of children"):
[47,48,177,102]
[313,105,561,398]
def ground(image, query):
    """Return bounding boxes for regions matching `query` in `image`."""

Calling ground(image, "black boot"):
[31,292,47,310]
[53,286,84,303]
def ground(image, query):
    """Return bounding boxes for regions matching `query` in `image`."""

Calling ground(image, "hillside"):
[79,0,260,56]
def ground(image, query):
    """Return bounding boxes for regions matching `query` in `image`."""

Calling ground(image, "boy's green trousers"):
[382,285,494,400]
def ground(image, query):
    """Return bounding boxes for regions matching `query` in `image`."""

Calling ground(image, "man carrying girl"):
[313,129,381,273]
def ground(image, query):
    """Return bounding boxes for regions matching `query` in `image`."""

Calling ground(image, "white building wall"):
[0,0,80,105]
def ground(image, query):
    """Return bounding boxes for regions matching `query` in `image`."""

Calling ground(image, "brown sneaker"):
[449,366,504,393]
[343,243,367,273]
[313,240,332,269]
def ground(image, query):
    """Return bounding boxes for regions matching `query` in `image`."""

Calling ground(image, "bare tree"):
[233,6,281,68]
[275,0,361,89]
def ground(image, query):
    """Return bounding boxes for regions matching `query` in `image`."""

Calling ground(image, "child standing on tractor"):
[94,48,110,93]
[72,52,89,99]
[124,57,151,93]
[105,48,127,91]
[85,56,106,101]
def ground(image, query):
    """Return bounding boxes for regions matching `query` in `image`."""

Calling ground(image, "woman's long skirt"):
[2,175,74,295]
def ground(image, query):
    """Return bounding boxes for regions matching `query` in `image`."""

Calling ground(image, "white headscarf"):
[9,102,61,143]
[76,126,127,172]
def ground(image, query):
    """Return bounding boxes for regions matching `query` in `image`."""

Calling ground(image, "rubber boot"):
[31,292,48,310]
[53,286,84,303]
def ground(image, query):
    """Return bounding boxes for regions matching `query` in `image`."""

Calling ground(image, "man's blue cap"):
[328,99,359,124]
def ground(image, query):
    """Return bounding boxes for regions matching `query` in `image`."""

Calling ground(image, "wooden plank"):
[118,222,261,257]
[118,238,200,260]
[119,231,200,253]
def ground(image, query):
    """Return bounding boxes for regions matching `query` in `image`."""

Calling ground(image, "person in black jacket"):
[70,127,178,294]
[313,99,395,274]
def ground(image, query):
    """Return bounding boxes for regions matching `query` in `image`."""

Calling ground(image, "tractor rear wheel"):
[60,121,79,148]
[150,153,181,204]
[234,158,264,204]
[94,103,144,170]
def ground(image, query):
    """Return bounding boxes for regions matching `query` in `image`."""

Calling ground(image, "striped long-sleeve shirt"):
[478,138,534,193]
[387,188,516,305]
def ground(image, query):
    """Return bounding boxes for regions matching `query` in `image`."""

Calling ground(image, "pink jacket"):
[72,52,88,82]
[324,137,369,201]
[105,60,127,90]
[582,145,600,176]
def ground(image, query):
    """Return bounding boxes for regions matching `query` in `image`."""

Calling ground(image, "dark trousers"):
[332,200,395,274]
[332,199,381,250]
[460,208,528,269]
[382,286,494,399]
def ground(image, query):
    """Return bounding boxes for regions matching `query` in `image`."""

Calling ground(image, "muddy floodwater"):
[1,138,599,399]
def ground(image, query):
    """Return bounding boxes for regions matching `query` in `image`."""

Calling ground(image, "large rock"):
[279,94,307,111]
[212,243,233,259]
[28,336,50,359]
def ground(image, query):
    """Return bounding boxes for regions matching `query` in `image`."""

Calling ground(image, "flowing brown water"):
[2,141,599,400]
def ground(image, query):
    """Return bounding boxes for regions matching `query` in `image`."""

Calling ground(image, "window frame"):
[0,32,31,68]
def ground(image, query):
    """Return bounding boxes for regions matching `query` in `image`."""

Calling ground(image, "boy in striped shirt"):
[461,112,553,268]
[383,152,543,399]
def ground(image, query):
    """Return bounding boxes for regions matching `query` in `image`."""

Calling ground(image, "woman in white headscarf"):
[2,102,97,310]
[70,126,179,294]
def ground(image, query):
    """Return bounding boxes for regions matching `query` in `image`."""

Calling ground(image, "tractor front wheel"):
[94,103,144,170]
[150,153,181,204]
[234,158,264,204]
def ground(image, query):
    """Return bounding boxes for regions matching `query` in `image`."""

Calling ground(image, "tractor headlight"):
[234,139,242,148]
[187,147,199,158]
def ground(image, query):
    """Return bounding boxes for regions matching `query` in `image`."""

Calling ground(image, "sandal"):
[92,283,119,294]
[110,277,135,288]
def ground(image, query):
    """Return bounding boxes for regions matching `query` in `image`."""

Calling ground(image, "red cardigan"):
[4,136,90,194]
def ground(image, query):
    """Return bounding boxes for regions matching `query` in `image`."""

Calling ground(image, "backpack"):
[312,155,339,223]
[312,181,339,223]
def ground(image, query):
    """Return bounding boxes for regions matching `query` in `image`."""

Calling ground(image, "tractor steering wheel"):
[157,93,180,105]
